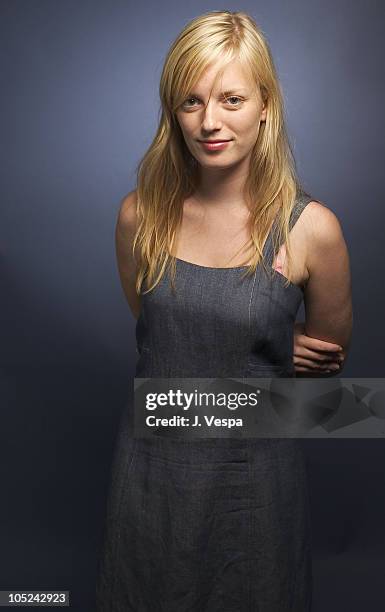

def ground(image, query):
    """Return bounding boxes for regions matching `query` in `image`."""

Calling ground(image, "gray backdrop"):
[1,1,385,610]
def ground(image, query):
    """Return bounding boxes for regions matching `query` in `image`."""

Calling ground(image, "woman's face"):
[175,58,267,170]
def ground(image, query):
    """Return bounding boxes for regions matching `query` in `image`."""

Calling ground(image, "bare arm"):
[115,189,141,320]
[298,202,353,374]
[293,322,344,373]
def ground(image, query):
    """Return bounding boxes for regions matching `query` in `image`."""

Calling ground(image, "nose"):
[201,98,223,132]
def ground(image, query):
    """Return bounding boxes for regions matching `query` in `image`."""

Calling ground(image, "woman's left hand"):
[293,322,344,373]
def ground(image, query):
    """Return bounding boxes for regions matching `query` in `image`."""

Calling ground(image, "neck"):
[193,156,250,211]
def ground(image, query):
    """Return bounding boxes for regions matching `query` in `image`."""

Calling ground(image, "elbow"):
[306,310,353,362]
[340,312,353,362]
[336,328,353,375]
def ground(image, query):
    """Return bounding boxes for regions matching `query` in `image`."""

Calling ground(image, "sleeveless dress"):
[96,193,313,612]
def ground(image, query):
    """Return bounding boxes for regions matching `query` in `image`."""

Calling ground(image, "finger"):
[294,347,343,362]
[295,336,342,353]
[295,366,333,373]
[294,357,340,371]
[294,357,337,369]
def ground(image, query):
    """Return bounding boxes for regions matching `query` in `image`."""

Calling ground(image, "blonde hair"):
[133,10,302,295]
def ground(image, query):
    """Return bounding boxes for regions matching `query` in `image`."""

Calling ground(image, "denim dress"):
[96,193,313,611]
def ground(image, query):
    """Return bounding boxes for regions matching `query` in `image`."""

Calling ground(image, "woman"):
[96,10,352,611]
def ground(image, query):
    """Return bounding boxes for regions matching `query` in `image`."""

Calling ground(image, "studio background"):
[1,1,384,610]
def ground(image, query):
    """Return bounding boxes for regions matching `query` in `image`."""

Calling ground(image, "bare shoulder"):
[115,189,141,317]
[117,189,138,232]
[301,200,345,251]
[115,189,139,262]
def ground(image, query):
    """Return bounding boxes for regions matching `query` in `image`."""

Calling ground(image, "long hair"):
[133,10,302,295]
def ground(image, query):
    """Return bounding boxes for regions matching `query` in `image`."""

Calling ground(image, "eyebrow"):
[188,87,248,97]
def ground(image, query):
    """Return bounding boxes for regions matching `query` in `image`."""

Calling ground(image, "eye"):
[181,95,244,109]
[182,97,200,108]
[225,96,243,106]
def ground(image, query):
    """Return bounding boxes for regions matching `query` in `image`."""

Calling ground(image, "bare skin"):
[116,58,352,375]
[116,190,352,375]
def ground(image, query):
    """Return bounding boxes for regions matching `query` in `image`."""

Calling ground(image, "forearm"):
[293,319,352,377]
[305,317,352,356]
[303,278,353,352]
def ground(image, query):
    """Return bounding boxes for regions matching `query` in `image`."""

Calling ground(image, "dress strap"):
[288,190,313,232]
[262,190,313,267]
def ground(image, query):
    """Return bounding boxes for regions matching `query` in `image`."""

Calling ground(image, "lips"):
[198,140,232,151]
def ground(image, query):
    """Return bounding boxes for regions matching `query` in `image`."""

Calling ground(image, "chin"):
[199,157,238,168]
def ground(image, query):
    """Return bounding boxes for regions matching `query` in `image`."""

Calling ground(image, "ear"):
[260,102,267,122]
